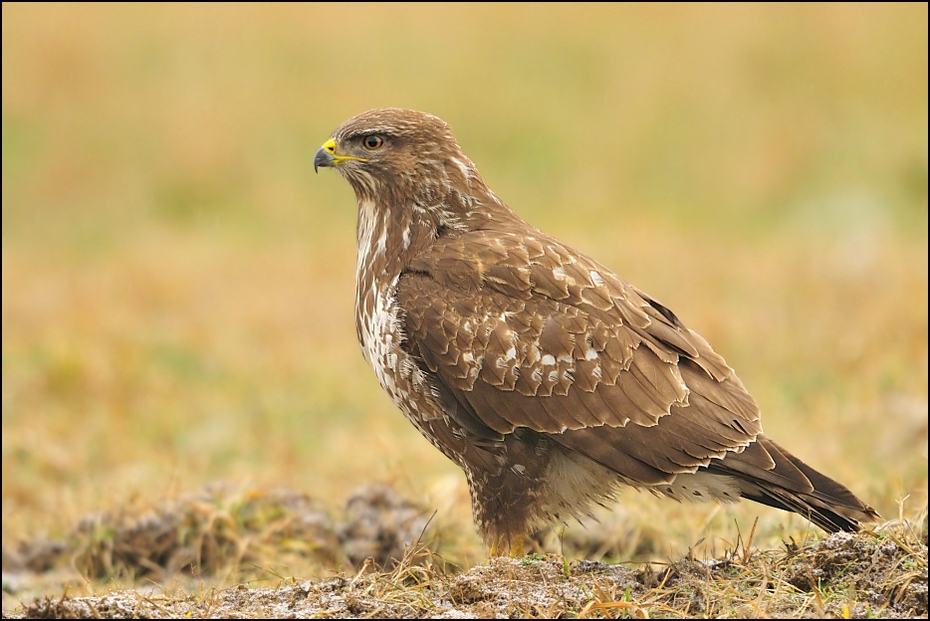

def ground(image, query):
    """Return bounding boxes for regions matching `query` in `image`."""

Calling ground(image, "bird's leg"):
[489,533,507,558]
[488,530,525,558]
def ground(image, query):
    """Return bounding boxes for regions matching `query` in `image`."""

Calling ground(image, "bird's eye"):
[363,135,384,150]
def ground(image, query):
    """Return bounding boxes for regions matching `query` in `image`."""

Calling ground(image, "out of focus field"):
[2,2,927,599]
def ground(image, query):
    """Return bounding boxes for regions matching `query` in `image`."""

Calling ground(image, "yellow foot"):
[489,535,525,558]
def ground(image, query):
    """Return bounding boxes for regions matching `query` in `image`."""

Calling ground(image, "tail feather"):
[708,435,879,533]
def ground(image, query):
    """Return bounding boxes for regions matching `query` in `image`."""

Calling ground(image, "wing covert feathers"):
[399,230,761,459]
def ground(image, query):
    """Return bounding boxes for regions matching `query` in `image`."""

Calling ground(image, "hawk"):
[314,108,878,557]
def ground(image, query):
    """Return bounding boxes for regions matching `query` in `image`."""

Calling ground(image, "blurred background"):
[2,2,927,591]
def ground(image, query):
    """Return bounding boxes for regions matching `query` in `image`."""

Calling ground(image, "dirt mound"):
[2,482,433,599]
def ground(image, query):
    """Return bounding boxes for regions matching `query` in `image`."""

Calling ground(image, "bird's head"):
[315,108,507,232]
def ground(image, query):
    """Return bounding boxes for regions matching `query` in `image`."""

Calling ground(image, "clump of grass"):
[6,485,337,586]
[3,482,456,599]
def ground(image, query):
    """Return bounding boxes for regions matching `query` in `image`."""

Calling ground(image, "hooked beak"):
[313,137,367,173]
[314,138,336,173]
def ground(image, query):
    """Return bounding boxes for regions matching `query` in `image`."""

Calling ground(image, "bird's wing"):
[397,229,764,485]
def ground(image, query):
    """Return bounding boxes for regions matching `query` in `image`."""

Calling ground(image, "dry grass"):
[2,3,927,617]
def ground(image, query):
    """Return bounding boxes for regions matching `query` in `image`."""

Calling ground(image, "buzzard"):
[314,108,878,557]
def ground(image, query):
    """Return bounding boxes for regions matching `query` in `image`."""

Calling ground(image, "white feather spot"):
[589,270,605,287]
[541,354,556,366]
[450,157,472,179]
[585,347,598,361]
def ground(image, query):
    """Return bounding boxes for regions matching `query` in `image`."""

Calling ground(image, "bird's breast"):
[354,221,435,429]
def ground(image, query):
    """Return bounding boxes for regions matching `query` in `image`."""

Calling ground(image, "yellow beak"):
[314,138,368,172]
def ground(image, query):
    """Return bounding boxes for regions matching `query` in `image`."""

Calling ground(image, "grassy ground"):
[2,4,927,617]
[7,523,930,618]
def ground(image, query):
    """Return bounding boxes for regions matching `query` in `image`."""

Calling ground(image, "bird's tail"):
[709,435,880,533]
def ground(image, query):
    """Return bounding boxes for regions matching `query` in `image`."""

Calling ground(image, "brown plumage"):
[314,108,879,556]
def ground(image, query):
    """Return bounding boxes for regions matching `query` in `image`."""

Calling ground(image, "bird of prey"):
[314,107,878,557]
